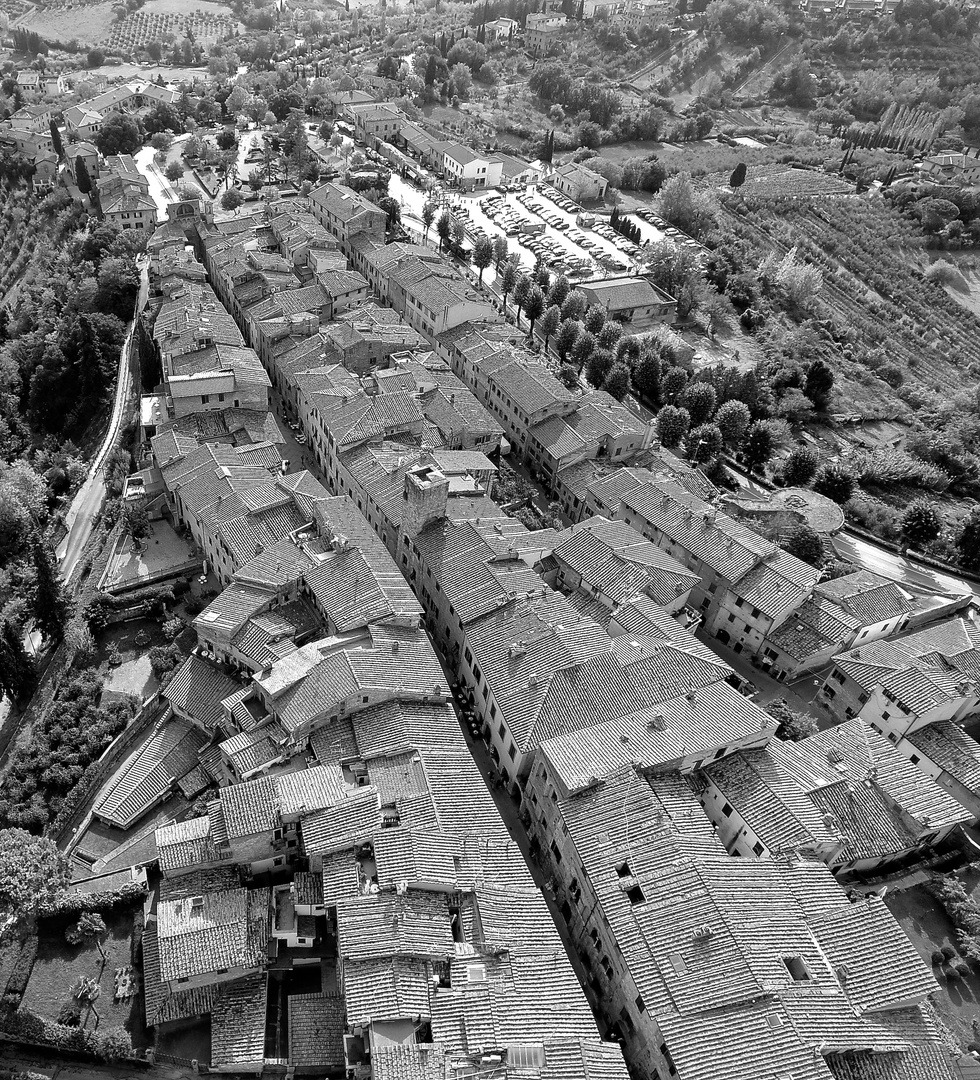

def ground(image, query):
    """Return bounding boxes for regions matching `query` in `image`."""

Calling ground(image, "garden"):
[887,872,980,1051]
[21,907,143,1040]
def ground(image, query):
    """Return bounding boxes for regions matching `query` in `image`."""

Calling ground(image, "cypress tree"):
[32,539,69,643]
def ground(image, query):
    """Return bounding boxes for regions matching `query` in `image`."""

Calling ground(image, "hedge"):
[0,1006,136,1063]
[37,881,147,920]
[2,934,38,1001]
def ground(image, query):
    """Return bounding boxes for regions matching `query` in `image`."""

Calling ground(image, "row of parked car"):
[477,194,596,275]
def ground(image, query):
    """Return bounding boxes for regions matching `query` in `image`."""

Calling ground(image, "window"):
[626,883,645,905]
[752,841,765,856]
[831,670,845,685]
[721,803,733,818]
[635,994,646,1013]
[549,841,562,864]
[909,754,920,765]
[616,862,632,878]
[783,956,810,982]
[667,952,687,975]
[201,394,210,404]
[218,393,225,402]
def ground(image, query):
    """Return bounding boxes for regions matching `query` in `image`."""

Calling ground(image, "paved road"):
[56,265,148,580]
[725,462,980,602]
[832,531,980,604]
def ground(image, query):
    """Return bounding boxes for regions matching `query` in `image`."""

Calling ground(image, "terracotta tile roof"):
[288,992,344,1068]
[551,516,699,607]
[156,887,270,982]
[210,974,268,1067]
[96,715,208,829]
[164,654,243,732]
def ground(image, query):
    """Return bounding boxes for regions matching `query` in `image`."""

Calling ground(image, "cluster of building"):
[0,76,178,220]
[102,176,980,1077]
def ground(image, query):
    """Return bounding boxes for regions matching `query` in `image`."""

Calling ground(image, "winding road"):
[56,265,149,582]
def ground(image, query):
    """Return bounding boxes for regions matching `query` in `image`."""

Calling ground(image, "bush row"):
[37,881,147,920]
[0,1006,135,1063]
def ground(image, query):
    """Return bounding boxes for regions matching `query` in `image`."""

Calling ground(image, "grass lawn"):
[886,883,980,1049]
[21,908,140,1038]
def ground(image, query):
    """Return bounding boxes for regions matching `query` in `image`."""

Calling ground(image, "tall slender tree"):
[32,539,69,642]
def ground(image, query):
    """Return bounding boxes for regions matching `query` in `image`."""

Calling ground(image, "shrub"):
[65,912,106,946]
[38,881,147,919]
[784,524,824,567]
[930,950,945,965]
[813,464,856,504]
[148,643,183,682]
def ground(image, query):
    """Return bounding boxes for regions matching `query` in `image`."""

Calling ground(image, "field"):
[19,2,117,44]
[102,0,237,49]
[21,907,143,1040]
[721,194,980,413]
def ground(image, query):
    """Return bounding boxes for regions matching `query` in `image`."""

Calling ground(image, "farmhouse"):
[575,275,677,327]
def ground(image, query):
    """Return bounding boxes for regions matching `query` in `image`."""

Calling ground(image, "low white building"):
[441,143,503,191]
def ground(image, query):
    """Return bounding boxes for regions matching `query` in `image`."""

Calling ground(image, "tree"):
[547,275,570,311]
[74,155,93,196]
[525,285,545,337]
[220,188,244,212]
[66,912,107,951]
[804,360,834,410]
[729,162,746,189]
[377,196,401,229]
[661,365,688,402]
[554,318,580,363]
[557,364,579,389]
[95,113,142,156]
[86,48,105,67]
[499,261,517,307]
[686,422,723,464]
[0,829,70,920]
[122,500,150,542]
[436,211,452,252]
[657,171,715,237]
[918,197,960,232]
[597,322,623,352]
[632,350,662,408]
[492,235,509,268]
[49,121,63,159]
[956,508,980,571]
[584,306,606,336]
[561,291,586,323]
[682,382,717,427]
[472,236,493,285]
[164,160,184,181]
[715,399,750,449]
[813,464,856,505]
[784,524,824,567]
[33,539,69,642]
[657,405,690,449]
[765,698,818,742]
[0,619,34,702]
[585,349,614,389]
[538,305,561,353]
[901,499,942,549]
[603,362,631,401]
[781,445,818,486]
[421,199,437,244]
[743,419,777,474]
[512,274,532,325]
[571,330,596,373]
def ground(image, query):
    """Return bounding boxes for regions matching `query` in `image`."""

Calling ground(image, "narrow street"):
[56,265,148,580]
